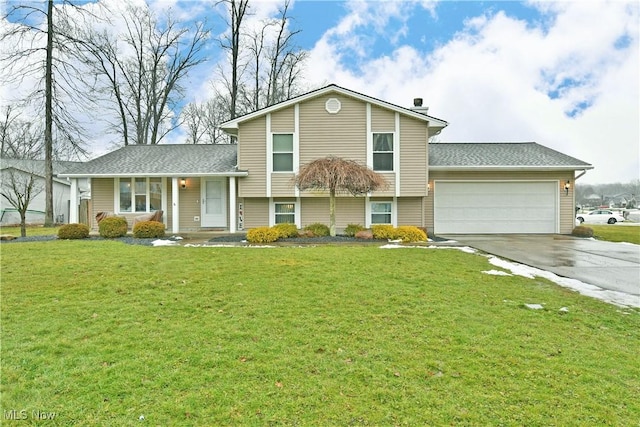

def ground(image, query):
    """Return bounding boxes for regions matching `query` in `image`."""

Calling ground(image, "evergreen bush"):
[344,223,366,237]
[133,220,166,238]
[57,223,90,240]
[371,224,396,240]
[273,223,299,239]
[98,216,128,238]
[395,226,427,242]
[303,223,330,237]
[247,226,280,243]
[572,225,594,238]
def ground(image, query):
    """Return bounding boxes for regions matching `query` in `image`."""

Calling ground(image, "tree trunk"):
[20,211,27,237]
[329,188,336,237]
[44,0,54,227]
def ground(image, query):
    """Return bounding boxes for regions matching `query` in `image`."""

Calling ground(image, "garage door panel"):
[435,181,557,234]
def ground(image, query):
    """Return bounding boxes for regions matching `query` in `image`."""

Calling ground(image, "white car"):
[576,210,625,225]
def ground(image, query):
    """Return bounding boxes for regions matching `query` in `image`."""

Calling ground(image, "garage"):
[434,181,558,234]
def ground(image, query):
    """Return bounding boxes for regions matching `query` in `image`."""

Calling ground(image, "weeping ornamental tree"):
[295,157,388,236]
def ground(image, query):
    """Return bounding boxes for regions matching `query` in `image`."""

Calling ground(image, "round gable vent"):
[325,98,341,114]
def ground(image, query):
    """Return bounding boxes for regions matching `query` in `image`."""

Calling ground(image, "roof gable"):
[429,142,593,170]
[59,145,243,177]
[220,84,448,135]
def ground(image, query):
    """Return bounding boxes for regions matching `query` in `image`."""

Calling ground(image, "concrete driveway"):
[441,234,640,301]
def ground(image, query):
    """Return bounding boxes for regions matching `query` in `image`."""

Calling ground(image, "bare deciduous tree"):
[295,157,388,236]
[1,0,91,226]
[78,3,210,145]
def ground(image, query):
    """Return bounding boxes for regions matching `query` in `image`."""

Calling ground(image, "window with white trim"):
[373,133,394,171]
[273,134,294,172]
[274,202,296,224]
[371,201,392,224]
[118,178,162,213]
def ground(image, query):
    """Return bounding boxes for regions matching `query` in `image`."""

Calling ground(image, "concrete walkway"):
[441,234,640,302]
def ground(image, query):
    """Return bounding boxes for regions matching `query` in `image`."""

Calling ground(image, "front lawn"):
[588,224,640,245]
[1,241,639,425]
[0,225,60,237]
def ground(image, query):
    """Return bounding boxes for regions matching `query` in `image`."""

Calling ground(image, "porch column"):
[69,178,79,223]
[229,177,237,233]
[171,177,179,234]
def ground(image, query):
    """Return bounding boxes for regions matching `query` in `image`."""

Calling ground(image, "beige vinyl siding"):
[397,197,424,227]
[371,105,395,131]
[299,95,367,164]
[271,173,296,196]
[238,116,267,197]
[90,178,114,230]
[301,197,365,229]
[427,171,575,234]
[271,107,295,132]
[242,198,269,229]
[178,178,203,231]
[558,173,576,234]
[399,116,428,196]
[374,172,395,197]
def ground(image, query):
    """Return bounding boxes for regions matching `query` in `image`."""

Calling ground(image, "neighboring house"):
[60,84,593,235]
[0,158,84,225]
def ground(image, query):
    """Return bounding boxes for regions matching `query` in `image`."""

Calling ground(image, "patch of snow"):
[559,307,569,313]
[151,239,179,246]
[482,270,512,276]
[525,303,544,310]
[488,256,536,279]
[487,256,640,308]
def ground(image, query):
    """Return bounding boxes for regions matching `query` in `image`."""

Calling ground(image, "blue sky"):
[1,0,638,185]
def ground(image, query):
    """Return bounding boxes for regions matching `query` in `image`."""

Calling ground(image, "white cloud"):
[305,1,639,184]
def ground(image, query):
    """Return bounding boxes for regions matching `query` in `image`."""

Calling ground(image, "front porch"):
[69,175,245,234]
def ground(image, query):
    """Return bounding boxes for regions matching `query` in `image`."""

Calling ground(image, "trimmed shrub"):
[98,216,128,238]
[133,220,165,238]
[344,223,366,237]
[395,226,427,242]
[371,224,396,240]
[247,226,280,243]
[303,223,330,237]
[273,223,299,239]
[572,225,594,238]
[58,223,90,240]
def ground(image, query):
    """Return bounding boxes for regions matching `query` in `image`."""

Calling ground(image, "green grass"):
[1,241,638,425]
[0,225,60,237]
[588,224,640,245]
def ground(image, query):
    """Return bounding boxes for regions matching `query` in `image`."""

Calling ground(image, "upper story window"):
[273,133,294,172]
[373,133,393,171]
[118,177,162,213]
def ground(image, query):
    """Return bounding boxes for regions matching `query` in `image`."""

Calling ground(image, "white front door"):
[201,178,227,227]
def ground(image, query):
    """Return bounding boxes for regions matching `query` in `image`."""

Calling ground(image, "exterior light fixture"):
[180,178,187,189]
[564,180,570,196]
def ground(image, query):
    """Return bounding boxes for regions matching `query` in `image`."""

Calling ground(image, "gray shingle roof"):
[60,144,242,177]
[429,142,593,169]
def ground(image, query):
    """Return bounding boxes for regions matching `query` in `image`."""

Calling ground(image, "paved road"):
[441,234,640,301]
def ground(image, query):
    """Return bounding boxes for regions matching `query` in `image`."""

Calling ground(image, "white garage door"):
[434,181,558,234]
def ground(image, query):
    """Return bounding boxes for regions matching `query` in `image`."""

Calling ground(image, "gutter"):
[59,171,250,179]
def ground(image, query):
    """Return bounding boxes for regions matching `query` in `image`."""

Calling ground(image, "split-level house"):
[60,84,593,235]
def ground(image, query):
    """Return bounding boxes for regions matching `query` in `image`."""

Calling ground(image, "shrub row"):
[246,223,427,243]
